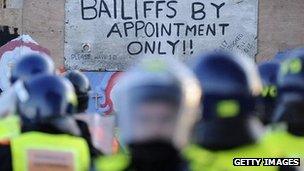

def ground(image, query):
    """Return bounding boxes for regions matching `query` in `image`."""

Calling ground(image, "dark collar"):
[287,123,304,137]
[196,116,261,151]
[128,142,187,171]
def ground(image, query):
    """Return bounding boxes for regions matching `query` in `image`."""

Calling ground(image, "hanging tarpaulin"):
[0,35,51,91]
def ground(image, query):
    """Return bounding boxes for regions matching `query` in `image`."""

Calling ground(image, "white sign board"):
[65,0,258,71]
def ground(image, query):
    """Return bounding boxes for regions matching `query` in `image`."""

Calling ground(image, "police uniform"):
[263,130,304,159]
[187,51,282,171]
[0,115,21,171]
[95,153,129,171]
[258,61,280,125]
[64,71,104,157]
[184,143,278,171]
[0,54,55,117]
[95,144,188,171]
[0,53,56,170]
[0,74,91,171]
[263,49,304,171]
[95,57,201,171]
[11,131,90,171]
[0,131,90,171]
[64,70,90,113]
[0,115,20,144]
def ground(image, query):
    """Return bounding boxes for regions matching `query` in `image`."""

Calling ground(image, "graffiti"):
[84,72,122,115]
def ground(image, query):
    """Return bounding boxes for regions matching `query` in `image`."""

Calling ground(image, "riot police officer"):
[9,54,55,84]
[258,61,280,125]
[263,49,304,170]
[184,51,280,171]
[0,54,55,116]
[64,70,91,113]
[0,54,55,150]
[0,74,90,171]
[64,70,106,157]
[95,56,202,171]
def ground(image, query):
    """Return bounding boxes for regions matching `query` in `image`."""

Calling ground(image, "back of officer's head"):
[64,70,91,113]
[257,61,280,125]
[112,56,201,149]
[193,51,262,120]
[274,49,304,130]
[16,74,78,133]
[10,53,55,84]
[192,51,262,148]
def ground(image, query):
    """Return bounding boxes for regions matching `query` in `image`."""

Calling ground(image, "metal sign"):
[65,0,258,71]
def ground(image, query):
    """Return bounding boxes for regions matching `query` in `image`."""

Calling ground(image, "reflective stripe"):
[261,85,277,98]
[281,58,303,75]
[183,144,279,171]
[11,132,90,171]
[216,100,240,118]
[0,115,20,141]
[95,154,130,171]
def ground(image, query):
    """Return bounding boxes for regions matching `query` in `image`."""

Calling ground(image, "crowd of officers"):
[0,48,303,171]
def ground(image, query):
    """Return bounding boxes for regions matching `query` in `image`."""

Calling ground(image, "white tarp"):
[65,0,258,71]
[0,35,50,91]
[0,35,50,117]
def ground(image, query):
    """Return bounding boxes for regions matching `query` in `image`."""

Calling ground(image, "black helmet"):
[192,51,262,149]
[273,50,292,63]
[16,74,78,125]
[112,57,201,149]
[257,61,280,125]
[193,51,261,120]
[274,49,304,126]
[64,70,91,113]
[10,54,55,84]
